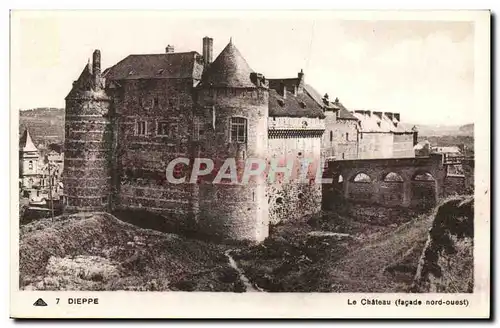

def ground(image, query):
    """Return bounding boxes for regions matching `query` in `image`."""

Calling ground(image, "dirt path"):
[224,249,263,292]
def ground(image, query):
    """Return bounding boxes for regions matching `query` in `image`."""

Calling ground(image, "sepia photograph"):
[10,9,490,318]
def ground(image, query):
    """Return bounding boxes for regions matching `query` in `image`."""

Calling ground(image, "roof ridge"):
[128,51,200,57]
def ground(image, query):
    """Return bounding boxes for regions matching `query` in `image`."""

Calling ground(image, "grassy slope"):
[233,212,433,292]
[20,210,435,292]
[19,213,244,291]
[327,214,433,292]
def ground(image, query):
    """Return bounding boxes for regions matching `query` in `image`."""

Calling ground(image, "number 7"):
[56,298,60,304]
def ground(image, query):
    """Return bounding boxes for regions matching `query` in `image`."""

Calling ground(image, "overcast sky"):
[11,11,475,125]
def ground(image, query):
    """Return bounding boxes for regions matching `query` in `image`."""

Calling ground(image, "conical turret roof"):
[202,41,256,88]
[19,129,38,153]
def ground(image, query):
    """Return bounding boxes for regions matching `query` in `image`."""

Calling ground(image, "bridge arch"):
[411,170,437,209]
[412,171,436,181]
[381,171,404,182]
[379,171,405,205]
[350,172,372,183]
[346,172,374,202]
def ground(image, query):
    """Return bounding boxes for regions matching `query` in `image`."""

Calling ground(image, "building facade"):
[19,129,41,190]
[64,37,418,242]
[64,38,328,242]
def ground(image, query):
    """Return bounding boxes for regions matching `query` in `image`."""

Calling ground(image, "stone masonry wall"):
[195,87,269,242]
[358,132,393,159]
[332,119,359,160]
[113,78,195,215]
[267,124,323,225]
[393,133,415,158]
[64,93,112,212]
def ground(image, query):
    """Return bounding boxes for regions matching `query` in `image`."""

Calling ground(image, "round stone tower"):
[63,50,113,212]
[195,39,269,242]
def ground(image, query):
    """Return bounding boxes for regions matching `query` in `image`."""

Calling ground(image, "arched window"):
[230,117,247,143]
[383,172,404,182]
[352,173,371,183]
[413,172,435,181]
[28,160,33,170]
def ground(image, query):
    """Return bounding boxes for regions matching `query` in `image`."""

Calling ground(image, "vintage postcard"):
[10,10,490,319]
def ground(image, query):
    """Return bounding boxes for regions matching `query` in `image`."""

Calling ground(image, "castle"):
[63,37,417,242]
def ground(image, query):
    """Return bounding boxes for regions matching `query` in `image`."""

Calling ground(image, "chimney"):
[297,69,304,94]
[412,126,418,146]
[166,45,175,53]
[322,93,329,105]
[203,36,213,66]
[92,49,101,87]
[280,83,287,99]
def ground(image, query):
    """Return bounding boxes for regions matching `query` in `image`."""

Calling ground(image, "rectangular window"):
[168,97,178,109]
[153,96,159,108]
[230,117,247,143]
[193,118,205,141]
[157,121,169,136]
[170,123,179,137]
[157,121,178,137]
[346,132,349,141]
[136,121,147,136]
[330,131,333,142]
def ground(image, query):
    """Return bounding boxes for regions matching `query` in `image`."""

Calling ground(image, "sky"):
[11,11,475,125]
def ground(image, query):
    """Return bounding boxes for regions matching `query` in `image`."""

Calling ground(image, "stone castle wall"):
[64,92,112,211]
[267,117,323,224]
[393,133,415,158]
[358,132,394,159]
[195,87,270,242]
[111,79,195,215]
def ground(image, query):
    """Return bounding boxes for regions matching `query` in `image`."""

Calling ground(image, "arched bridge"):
[322,154,458,210]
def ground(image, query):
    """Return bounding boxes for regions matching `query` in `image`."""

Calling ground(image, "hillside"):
[459,123,474,135]
[413,123,474,137]
[20,213,243,291]
[19,108,65,147]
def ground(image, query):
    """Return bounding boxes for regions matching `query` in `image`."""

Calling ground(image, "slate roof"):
[268,89,325,119]
[103,52,203,81]
[269,78,300,93]
[303,85,358,121]
[334,101,358,120]
[303,84,325,108]
[201,41,256,88]
[352,111,413,133]
[19,129,38,153]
